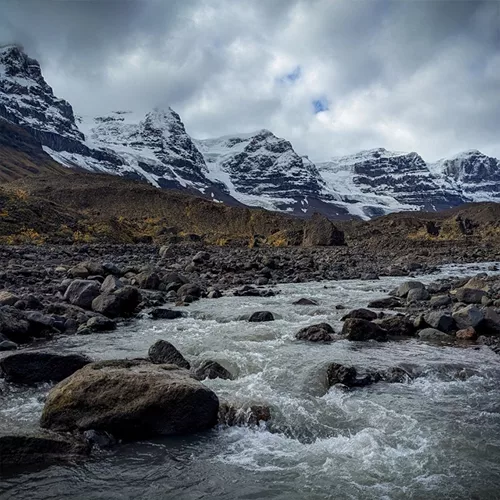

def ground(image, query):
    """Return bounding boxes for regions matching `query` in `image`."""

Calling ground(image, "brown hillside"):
[0,120,68,182]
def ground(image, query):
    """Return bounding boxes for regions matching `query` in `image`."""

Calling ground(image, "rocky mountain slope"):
[0,44,499,220]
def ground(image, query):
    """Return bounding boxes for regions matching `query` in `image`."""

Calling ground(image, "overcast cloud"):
[1,0,499,161]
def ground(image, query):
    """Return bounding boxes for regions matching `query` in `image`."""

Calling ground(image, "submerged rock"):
[218,401,271,427]
[293,298,318,306]
[149,308,185,320]
[248,311,274,322]
[367,297,402,309]
[40,360,219,440]
[0,431,89,469]
[341,309,377,321]
[0,351,91,385]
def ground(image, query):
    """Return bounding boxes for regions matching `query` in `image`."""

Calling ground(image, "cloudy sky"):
[2,0,499,161]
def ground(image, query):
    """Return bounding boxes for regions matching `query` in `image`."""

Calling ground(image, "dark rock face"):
[192,360,233,381]
[40,360,219,439]
[0,351,91,385]
[92,286,142,318]
[218,401,271,427]
[295,323,335,342]
[455,288,487,304]
[424,312,456,334]
[341,309,377,321]
[302,214,345,247]
[293,298,318,306]
[64,280,101,309]
[0,432,89,469]
[248,311,275,322]
[342,318,388,341]
[376,315,416,337]
[367,297,402,309]
[148,340,190,369]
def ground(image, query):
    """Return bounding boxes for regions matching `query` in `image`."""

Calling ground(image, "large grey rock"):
[341,309,377,321]
[397,281,425,298]
[249,311,275,322]
[424,312,456,334]
[455,288,487,304]
[0,291,19,306]
[418,328,452,341]
[64,280,101,309]
[91,286,142,318]
[192,360,233,381]
[100,275,123,294]
[367,297,402,309]
[135,271,161,290]
[302,214,345,247]
[452,305,484,330]
[295,323,334,342]
[40,360,219,439]
[148,340,190,369]
[0,351,91,385]
[430,295,452,308]
[375,315,416,337]
[407,287,430,302]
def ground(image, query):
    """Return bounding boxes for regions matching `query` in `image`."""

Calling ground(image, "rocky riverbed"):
[1,245,500,498]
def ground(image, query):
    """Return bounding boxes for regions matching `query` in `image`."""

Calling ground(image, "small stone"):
[456,327,477,340]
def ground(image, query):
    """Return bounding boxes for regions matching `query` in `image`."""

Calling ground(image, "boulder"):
[407,288,430,302]
[477,307,500,335]
[397,281,426,298]
[430,295,452,308]
[149,308,185,320]
[0,351,91,385]
[100,275,123,294]
[326,363,377,388]
[456,327,477,340]
[376,315,416,337]
[86,316,116,332]
[40,360,219,439]
[248,311,274,322]
[177,284,202,299]
[0,307,31,343]
[0,291,19,306]
[135,271,161,290]
[367,297,402,309]
[148,340,190,369]
[64,280,101,309]
[91,286,142,318]
[295,323,334,342]
[0,340,17,351]
[424,312,456,334]
[293,298,318,306]
[302,214,345,247]
[0,432,89,469]
[452,305,484,330]
[341,309,377,321]
[192,360,233,381]
[342,318,387,341]
[417,328,452,341]
[455,288,487,304]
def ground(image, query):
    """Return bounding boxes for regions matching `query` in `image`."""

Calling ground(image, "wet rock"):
[82,430,117,449]
[86,316,117,332]
[149,308,185,320]
[40,360,219,439]
[424,312,456,334]
[455,288,487,304]
[248,311,274,322]
[379,366,413,383]
[326,363,377,388]
[192,360,233,381]
[376,315,416,337]
[218,401,271,427]
[342,318,388,341]
[295,323,335,342]
[452,305,484,330]
[148,340,190,369]
[233,285,262,297]
[477,307,500,335]
[341,308,377,321]
[0,351,91,385]
[397,281,426,298]
[293,298,318,306]
[0,339,17,351]
[456,327,477,340]
[64,280,101,309]
[367,297,402,309]
[0,432,89,469]
[417,328,452,341]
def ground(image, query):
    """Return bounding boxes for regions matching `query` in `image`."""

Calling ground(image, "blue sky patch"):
[313,98,329,113]
[278,65,301,84]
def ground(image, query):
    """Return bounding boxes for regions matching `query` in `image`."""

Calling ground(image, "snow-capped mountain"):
[1,44,499,220]
[430,150,500,202]
[318,148,468,217]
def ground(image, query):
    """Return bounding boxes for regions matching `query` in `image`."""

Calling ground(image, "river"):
[1,262,500,499]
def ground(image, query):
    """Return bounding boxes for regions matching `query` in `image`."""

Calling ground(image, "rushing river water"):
[1,262,500,499]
